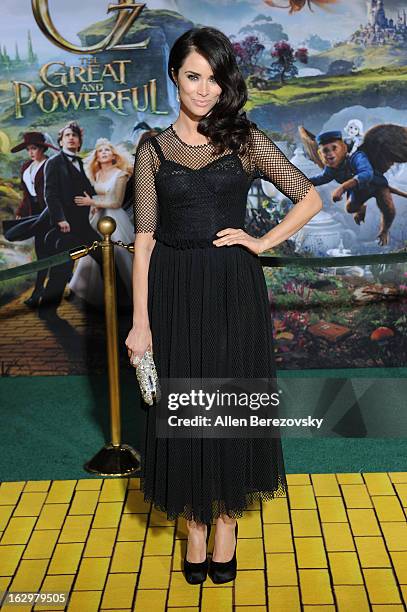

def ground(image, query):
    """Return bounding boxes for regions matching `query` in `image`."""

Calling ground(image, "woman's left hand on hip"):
[213,228,266,255]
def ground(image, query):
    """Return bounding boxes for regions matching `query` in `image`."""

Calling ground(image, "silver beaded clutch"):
[134,349,161,406]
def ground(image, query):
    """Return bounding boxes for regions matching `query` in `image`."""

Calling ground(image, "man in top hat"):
[37,121,106,322]
[309,130,389,224]
[6,132,58,307]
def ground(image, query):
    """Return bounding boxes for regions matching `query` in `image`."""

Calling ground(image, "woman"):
[344,118,364,155]
[125,27,322,585]
[69,138,134,306]
[10,131,58,308]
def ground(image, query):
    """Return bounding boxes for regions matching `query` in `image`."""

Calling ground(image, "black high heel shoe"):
[209,521,238,584]
[183,522,212,584]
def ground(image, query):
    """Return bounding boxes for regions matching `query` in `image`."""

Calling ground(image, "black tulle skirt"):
[138,240,287,523]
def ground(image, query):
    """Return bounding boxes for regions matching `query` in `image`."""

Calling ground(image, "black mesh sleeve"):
[251,127,314,204]
[133,138,158,233]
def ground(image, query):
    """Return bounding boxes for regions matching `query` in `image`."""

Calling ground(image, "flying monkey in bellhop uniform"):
[299,125,407,246]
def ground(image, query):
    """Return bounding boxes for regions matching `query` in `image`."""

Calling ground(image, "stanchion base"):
[84,443,141,476]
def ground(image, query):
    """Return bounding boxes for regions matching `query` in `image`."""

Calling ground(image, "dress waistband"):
[153,229,218,249]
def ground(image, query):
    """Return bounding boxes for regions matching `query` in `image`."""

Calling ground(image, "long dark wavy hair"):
[168,27,254,154]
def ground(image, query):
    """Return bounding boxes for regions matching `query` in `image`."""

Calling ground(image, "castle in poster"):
[0,31,38,75]
[350,0,407,46]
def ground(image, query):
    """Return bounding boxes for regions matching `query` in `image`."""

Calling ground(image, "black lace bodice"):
[133,124,313,248]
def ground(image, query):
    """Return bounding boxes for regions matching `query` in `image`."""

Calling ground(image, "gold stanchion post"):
[84,216,140,476]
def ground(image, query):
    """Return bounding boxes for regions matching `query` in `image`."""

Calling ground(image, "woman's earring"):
[176,86,180,103]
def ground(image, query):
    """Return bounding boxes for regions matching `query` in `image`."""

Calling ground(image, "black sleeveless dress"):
[133,124,313,523]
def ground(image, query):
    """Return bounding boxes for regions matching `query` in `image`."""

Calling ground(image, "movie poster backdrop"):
[0,0,406,378]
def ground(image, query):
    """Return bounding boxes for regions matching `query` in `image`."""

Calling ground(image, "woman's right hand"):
[125,324,153,366]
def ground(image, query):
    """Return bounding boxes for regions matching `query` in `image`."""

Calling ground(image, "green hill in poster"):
[77,9,192,46]
[310,41,407,72]
[246,66,407,133]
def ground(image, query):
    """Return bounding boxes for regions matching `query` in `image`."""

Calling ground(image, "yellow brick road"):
[0,473,406,611]
[0,288,131,376]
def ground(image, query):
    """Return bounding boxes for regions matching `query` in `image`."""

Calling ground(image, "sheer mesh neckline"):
[133,124,315,234]
[170,124,212,148]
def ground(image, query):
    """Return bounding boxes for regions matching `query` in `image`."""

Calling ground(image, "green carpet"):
[0,370,406,482]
